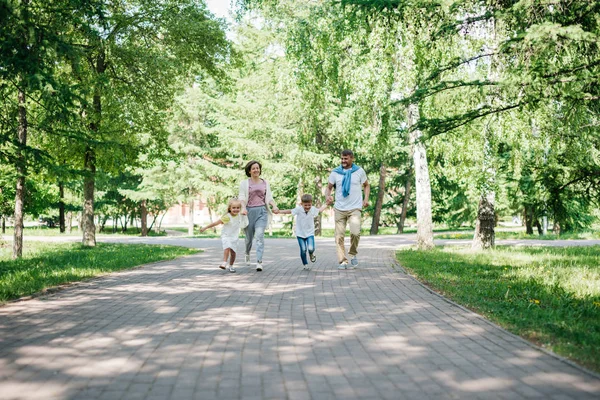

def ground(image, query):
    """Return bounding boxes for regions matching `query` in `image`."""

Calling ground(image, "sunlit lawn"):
[1,226,167,237]
[0,242,199,303]
[396,246,600,372]
[435,230,600,240]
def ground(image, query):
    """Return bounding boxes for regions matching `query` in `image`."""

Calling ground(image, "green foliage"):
[1,0,234,248]
[140,20,307,213]
[397,245,600,372]
[0,242,199,302]
[3,0,599,239]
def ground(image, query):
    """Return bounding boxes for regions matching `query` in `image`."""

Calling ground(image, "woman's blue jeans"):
[297,236,315,265]
[245,206,267,262]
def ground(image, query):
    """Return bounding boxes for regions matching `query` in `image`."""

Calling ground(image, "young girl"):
[276,194,328,270]
[199,198,244,273]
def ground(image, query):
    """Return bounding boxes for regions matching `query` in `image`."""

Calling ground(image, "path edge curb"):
[389,249,600,382]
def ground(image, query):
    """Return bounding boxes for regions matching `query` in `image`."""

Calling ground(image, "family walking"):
[199,150,370,272]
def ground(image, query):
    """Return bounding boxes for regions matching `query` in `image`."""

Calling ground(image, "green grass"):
[0,242,199,302]
[1,226,167,237]
[167,227,191,233]
[396,246,600,372]
[435,230,600,240]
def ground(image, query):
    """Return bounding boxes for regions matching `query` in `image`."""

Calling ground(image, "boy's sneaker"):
[310,253,316,263]
[338,262,348,270]
[228,266,236,273]
[245,254,251,266]
[219,263,227,270]
[256,262,263,272]
[350,256,359,267]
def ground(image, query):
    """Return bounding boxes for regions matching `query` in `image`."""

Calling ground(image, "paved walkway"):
[0,236,599,400]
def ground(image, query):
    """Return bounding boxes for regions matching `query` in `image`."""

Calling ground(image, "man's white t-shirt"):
[291,206,320,238]
[328,167,367,211]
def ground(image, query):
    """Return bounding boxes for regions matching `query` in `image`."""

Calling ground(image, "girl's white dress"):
[220,213,242,250]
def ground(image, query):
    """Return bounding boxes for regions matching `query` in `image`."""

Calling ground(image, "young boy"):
[277,194,328,270]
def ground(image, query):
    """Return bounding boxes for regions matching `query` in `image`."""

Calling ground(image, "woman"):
[238,160,279,271]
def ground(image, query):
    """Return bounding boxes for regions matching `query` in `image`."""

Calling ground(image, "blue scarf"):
[333,163,359,197]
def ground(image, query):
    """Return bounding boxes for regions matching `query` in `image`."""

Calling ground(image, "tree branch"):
[415,101,530,138]
[424,52,497,82]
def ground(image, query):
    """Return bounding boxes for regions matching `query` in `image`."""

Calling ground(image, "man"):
[325,149,370,270]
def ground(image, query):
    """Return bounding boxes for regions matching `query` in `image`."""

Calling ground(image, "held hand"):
[272,206,279,213]
[199,227,205,233]
[363,199,369,208]
[326,196,334,205]
[241,209,248,215]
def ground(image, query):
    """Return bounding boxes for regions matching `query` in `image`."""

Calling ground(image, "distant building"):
[161,197,214,226]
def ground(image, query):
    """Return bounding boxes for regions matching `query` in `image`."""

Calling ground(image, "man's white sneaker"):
[350,256,359,267]
[303,265,311,271]
[228,266,236,273]
[338,262,348,270]
[219,262,227,270]
[245,254,251,266]
[256,262,263,272]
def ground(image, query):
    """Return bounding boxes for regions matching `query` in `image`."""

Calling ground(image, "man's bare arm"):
[325,182,334,205]
[362,180,370,207]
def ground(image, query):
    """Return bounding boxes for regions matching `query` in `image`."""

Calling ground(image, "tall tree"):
[66,0,232,246]
[1,0,84,256]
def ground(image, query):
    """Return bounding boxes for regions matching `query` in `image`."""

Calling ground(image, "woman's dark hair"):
[244,160,262,177]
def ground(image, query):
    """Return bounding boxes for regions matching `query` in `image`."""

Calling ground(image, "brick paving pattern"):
[0,236,599,399]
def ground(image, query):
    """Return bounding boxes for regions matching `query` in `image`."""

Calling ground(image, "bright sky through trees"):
[206,0,232,20]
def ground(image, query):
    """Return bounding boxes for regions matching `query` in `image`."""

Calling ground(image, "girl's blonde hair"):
[227,198,242,214]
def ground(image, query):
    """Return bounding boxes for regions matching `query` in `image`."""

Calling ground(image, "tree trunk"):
[188,197,194,236]
[408,104,433,249]
[472,192,495,250]
[535,219,543,235]
[82,147,96,246]
[314,176,323,236]
[82,50,105,247]
[140,200,148,236]
[472,123,496,250]
[99,214,110,232]
[525,206,534,235]
[66,211,72,233]
[370,163,386,235]
[157,212,166,233]
[58,181,65,233]
[121,213,128,232]
[314,128,325,237]
[1,216,5,234]
[149,214,158,232]
[13,85,27,259]
[397,172,412,234]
